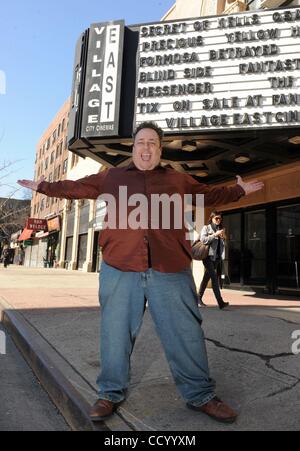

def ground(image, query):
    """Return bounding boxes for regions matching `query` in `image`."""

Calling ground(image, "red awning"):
[18,228,34,242]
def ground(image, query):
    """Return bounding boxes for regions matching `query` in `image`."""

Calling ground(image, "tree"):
[0,161,31,253]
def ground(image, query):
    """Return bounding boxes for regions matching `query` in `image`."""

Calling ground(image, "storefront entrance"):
[77,234,88,270]
[222,200,300,296]
[277,204,300,292]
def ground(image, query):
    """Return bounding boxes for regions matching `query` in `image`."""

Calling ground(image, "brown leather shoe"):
[187,397,238,424]
[90,399,116,422]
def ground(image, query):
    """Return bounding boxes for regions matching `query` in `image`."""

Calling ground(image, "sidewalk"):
[0,265,299,431]
[0,324,69,431]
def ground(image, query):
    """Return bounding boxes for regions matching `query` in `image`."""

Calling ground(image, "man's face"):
[132,128,162,171]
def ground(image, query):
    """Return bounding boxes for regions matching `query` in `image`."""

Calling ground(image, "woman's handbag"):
[191,240,210,261]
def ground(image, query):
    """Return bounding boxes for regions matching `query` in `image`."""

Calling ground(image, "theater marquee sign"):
[135,8,300,133]
[68,6,300,144]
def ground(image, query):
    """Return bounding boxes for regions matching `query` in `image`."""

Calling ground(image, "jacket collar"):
[125,162,166,172]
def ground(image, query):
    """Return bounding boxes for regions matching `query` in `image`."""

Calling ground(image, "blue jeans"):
[97,261,216,407]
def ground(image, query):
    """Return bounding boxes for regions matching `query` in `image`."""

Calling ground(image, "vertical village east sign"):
[68,6,300,150]
[81,21,125,137]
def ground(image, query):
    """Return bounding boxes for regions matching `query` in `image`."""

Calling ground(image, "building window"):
[52,129,57,145]
[49,173,53,183]
[45,158,49,170]
[61,119,65,131]
[58,124,61,137]
[71,153,76,169]
[46,138,51,150]
[246,0,260,9]
[54,166,61,181]
[63,159,68,174]
[51,151,55,164]
[41,198,45,211]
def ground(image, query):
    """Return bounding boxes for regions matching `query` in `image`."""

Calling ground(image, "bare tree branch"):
[0,160,31,244]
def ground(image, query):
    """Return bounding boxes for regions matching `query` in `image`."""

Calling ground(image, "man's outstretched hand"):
[236,175,264,196]
[17,176,45,192]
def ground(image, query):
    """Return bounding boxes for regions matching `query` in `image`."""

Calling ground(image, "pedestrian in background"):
[198,212,229,309]
[3,247,11,268]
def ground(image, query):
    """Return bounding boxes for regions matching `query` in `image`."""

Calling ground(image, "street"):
[0,323,69,431]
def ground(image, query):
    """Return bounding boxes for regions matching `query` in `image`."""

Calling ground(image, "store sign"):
[26,218,48,231]
[82,21,125,138]
[47,216,61,232]
[135,7,300,133]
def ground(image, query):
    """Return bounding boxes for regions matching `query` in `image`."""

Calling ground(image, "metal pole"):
[295,261,299,289]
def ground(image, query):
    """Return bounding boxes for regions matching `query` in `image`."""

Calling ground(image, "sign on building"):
[26,218,48,232]
[47,216,61,232]
[135,8,300,133]
[69,6,300,148]
[81,21,125,138]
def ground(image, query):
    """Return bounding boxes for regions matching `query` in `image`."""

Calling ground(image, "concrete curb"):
[0,298,109,432]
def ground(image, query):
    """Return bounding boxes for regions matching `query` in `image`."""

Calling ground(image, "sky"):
[0,0,174,199]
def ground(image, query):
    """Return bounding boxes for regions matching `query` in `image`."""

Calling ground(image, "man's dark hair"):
[133,122,164,144]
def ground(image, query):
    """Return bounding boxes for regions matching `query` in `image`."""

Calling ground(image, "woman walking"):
[3,247,11,269]
[198,211,229,310]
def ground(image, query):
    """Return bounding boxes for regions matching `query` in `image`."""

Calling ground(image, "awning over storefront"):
[18,228,34,242]
[35,231,50,239]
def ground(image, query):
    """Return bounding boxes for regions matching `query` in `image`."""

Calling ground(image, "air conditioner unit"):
[260,0,287,8]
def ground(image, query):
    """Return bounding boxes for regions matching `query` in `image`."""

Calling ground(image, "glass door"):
[244,210,266,285]
[277,204,300,291]
[65,236,73,268]
[223,210,267,287]
[223,213,242,284]
[77,234,88,270]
